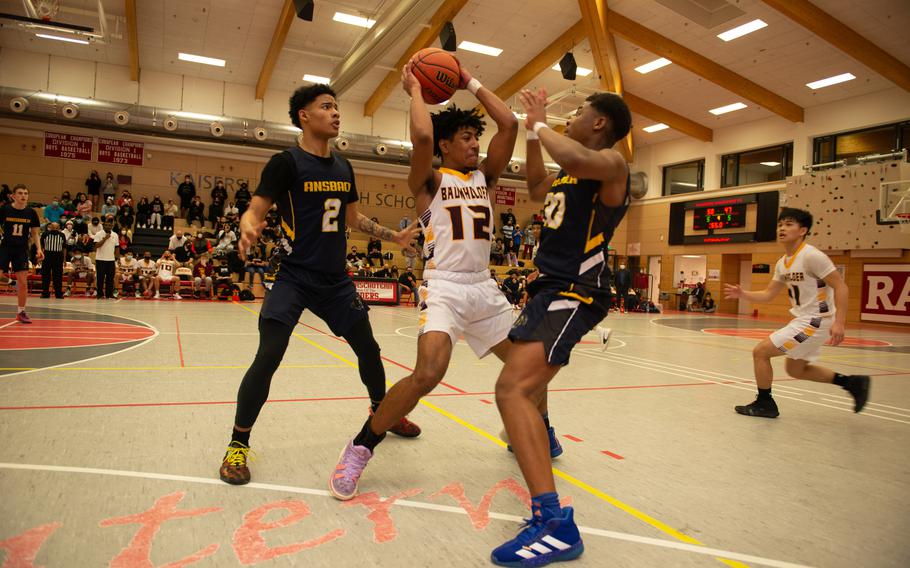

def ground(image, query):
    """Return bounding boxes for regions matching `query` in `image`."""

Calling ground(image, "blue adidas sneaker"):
[491,507,584,566]
[505,427,564,459]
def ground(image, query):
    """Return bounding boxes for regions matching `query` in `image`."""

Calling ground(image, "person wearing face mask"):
[85,170,101,210]
[43,199,64,226]
[137,252,158,298]
[118,198,135,231]
[187,195,205,228]
[102,172,118,202]
[60,192,74,215]
[150,195,164,229]
[192,231,211,256]
[163,199,178,231]
[65,250,95,297]
[87,216,103,238]
[40,222,66,299]
[177,174,196,217]
[118,249,138,297]
[234,181,251,218]
[101,197,118,218]
[62,220,75,244]
[93,219,118,299]
[614,262,631,312]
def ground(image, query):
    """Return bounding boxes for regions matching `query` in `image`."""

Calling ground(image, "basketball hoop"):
[897,213,910,233]
[35,0,60,21]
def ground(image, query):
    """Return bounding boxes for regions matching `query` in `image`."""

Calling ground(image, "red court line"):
[563,434,584,443]
[0,379,753,411]
[175,316,185,368]
[296,321,468,394]
[479,399,493,404]
[601,450,624,460]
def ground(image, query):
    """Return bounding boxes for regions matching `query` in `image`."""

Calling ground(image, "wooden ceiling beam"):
[761,0,910,93]
[363,0,469,117]
[580,0,633,161]
[124,0,139,81]
[255,0,296,101]
[606,9,805,123]
[624,92,714,142]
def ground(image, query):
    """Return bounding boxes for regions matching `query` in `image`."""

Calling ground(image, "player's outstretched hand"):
[238,218,267,261]
[458,64,473,90]
[723,283,742,299]
[401,62,421,97]
[518,88,548,129]
[394,220,422,252]
[829,321,845,346]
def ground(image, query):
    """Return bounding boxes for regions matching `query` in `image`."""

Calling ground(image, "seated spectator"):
[490,238,505,265]
[118,250,138,297]
[76,193,92,220]
[214,256,234,296]
[60,193,75,216]
[214,224,236,255]
[187,196,205,228]
[703,292,716,313]
[398,267,418,300]
[224,201,239,222]
[62,220,76,246]
[347,245,365,264]
[136,251,158,298]
[401,241,418,271]
[373,265,391,278]
[501,271,521,307]
[65,252,95,297]
[366,234,383,266]
[73,233,94,256]
[208,196,224,229]
[168,231,189,255]
[117,232,132,257]
[191,232,211,257]
[101,172,117,202]
[173,238,192,266]
[192,255,214,299]
[163,199,178,231]
[117,200,135,231]
[44,199,64,225]
[136,197,150,228]
[244,244,267,288]
[101,197,118,218]
[156,250,180,299]
[149,195,165,229]
[87,216,103,237]
[116,190,132,209]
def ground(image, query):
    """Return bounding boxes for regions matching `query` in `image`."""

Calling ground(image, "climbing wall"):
[784,159,910,250]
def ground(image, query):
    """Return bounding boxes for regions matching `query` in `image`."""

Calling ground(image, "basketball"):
[411,48,460,105]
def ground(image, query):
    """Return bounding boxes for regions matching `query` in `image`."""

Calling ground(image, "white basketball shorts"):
[769,315,832,362]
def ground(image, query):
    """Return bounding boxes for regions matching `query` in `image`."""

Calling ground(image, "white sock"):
[18,306,25,313]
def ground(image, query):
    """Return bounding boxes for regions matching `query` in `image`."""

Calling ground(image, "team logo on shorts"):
[793,332,809,343]
[513,314,528,328]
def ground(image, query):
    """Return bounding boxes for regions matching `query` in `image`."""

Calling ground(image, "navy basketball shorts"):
[509,278,610,366]
[0,246,30,273]
[259,269,369,336]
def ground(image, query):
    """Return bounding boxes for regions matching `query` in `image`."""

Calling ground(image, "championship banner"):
[353,278,400,305]
[861,264,910,324]
[43,131,92,161]
[494,185,515,206]
[98,138,144,166]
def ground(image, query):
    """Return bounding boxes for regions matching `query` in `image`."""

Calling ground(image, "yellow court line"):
[0,364,348,372]
[232,302,747,566]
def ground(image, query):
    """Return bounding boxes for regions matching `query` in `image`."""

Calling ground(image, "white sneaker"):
[135,291,141,298]
[173,293,182,300]
[153,292,160,299]
[597,326,612,351]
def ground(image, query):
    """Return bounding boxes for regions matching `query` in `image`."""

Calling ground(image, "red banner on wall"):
[861,264,910,324]
[43,131,93,161]
[98,138,144,166]
[494,186,515,206]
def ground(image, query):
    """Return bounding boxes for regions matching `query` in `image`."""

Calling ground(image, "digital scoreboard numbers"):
[693,204,747,230]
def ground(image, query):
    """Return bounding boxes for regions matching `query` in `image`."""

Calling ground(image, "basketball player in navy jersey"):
[328,61,564,502]
[218,84,421,485]
[489,88,632,566]
[0,184,43,323]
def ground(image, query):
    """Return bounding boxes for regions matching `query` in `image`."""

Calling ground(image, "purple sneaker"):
[329,439,372,501]
[16,311,32,324]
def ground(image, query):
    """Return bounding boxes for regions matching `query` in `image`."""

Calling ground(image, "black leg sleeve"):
[341,316,386,403]
[233,317,295,428]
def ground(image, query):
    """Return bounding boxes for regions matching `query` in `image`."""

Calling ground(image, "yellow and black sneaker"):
[219,441,252,485]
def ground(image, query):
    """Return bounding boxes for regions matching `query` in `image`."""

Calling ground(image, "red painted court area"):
[702,328,891,346]
[0,319,155,349]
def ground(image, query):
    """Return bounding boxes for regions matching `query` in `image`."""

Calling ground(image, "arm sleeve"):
[806,248,837,280]
[254,152,296,202]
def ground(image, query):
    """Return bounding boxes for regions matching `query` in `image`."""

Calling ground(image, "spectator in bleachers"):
[244,243,267,288]
[101,172,117,203]
[367,227,383,266]
[224,201,239,222]
[234,181,251,218]
[490,237,504,265]
[501,207,516,228]
[61,219,75,244]
[116,190,132,208]
[40,222,65,299]
[87,217,103,237]
[117,199,135,232]
[193,254,214,299]
[501,219,514,246]
[177,174,196,217]
[490,268,500,285]
[501,271,521,307]
[211,180,228,204]
[59,192,74,215]
[187,195,205,228]
[347,245,364,265]
[65,251,94,297]
[163,199,178,231]
[118,250,138,297]
[85,170,101,210]
[93,218,118,299]
[399,215,411,231]
[117,231,131,257]
[73,232,94,256]
[401,240,418,271]
[136,197,150,228]
[398,266,418,299]
[156,250,180,299]
[101,197,118,218]
[214,224,237,255]
[43,199,64,226]
[209,196,224,229]
[373,265,391,278]
[511,224,523,260]
[168,229,188,253]
[521,223,536,259]
[149,195,165,229]
[192,231,212,256]
[76,194,92,221]
[214,256,233,297]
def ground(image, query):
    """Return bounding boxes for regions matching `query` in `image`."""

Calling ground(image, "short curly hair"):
[431,106,486,158]
[288,84,336,129]
[586,92,631,146]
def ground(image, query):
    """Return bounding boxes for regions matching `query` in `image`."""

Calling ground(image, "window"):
[662,159,704,196]
[813,121,910,164]
[721,143,793,188]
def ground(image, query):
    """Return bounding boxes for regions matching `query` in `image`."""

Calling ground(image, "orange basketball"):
[411,48,460,105]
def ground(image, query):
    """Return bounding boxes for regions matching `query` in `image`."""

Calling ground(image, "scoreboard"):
[692,203,747,230]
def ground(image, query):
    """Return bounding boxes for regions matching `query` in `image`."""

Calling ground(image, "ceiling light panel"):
[635,58,671,74]
[709,102,747,115]
[806,73,856,90]
[36,34,89,45]
[178,53,226,67]
[643,123,669,133]
[458,41,503,57]
[303,74,331,84]
[333,12,375,28]
[717,19,767,42]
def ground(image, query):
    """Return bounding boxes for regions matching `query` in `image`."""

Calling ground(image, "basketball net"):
[35,0,60,21]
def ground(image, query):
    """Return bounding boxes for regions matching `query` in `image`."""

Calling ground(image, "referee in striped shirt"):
[40,222,65,298]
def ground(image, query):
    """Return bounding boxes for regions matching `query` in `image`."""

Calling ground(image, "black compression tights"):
[233,316,386,428]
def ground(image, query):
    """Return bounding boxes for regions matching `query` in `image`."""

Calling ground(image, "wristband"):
[466,78,482,94]
[526,129,539,141]
[532,122,548,135]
